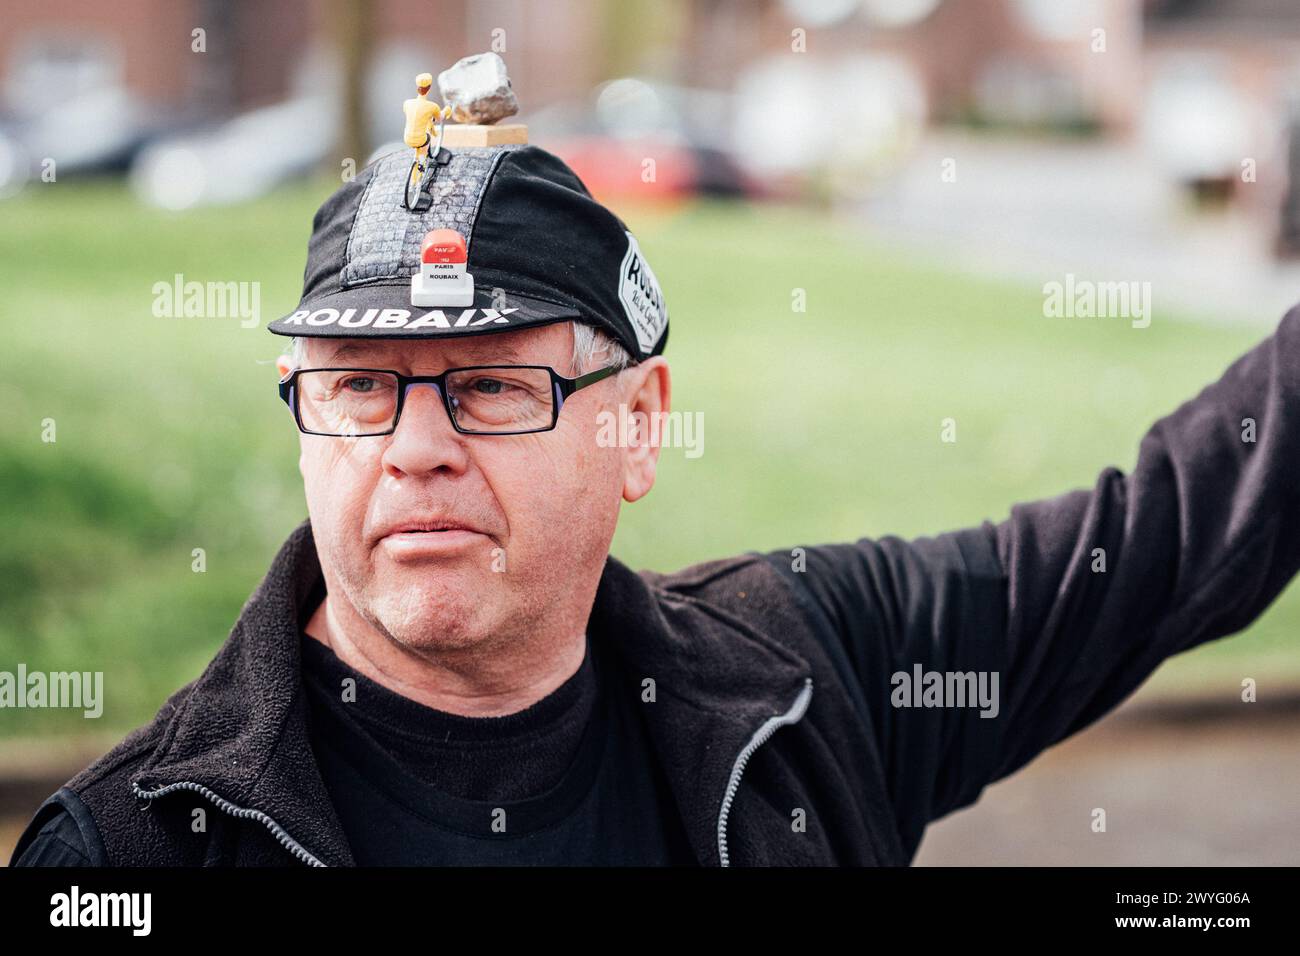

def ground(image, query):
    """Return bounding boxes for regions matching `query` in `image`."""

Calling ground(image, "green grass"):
[1,179,1296,737]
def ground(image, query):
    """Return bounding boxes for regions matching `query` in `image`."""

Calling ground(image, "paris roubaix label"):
[617,231,668,355]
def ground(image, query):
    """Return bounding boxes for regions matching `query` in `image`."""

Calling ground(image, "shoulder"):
[643,552,781,604]
[641,552,817,648]
[10,788,106,866]
[68,679,192,795]
[14,681,199,866]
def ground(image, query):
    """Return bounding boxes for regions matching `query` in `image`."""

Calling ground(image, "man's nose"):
[380,382,470,478]
[403,381,443,404]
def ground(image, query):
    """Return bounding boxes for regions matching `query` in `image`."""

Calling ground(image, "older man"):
[13,136,1300,867]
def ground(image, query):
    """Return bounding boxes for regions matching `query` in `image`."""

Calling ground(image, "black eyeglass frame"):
[277,363,623,437]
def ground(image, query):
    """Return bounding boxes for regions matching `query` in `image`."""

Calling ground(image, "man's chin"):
[366,568,501,649]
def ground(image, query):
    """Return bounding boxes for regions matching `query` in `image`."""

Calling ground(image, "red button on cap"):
[422,229,467,264]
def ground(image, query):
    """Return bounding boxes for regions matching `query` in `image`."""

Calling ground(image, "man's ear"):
[276,354,294,378]
[621,357,671,503]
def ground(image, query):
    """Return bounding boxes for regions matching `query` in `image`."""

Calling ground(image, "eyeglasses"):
[277,364,621,437]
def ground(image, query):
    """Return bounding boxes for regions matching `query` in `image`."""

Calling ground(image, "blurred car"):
[527,78,766,206]
[131,94,336,210]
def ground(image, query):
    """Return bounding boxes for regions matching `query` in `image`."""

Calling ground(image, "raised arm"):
[768,305,1300,856]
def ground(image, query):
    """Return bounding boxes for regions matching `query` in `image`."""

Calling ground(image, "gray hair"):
[570,321,632,375]
[286,321,631,376]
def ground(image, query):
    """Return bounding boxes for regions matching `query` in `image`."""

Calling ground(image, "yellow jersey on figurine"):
[402,73,451,195]
[402,53,526,211]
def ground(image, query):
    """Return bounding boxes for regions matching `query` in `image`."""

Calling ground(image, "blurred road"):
[916,694,1300,866]
[860,131,1300,328]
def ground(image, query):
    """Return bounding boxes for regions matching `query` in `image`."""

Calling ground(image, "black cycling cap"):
[268,142,669,361]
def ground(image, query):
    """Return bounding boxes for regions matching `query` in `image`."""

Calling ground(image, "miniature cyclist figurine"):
[405,73,457,210]
[405,74,452,158]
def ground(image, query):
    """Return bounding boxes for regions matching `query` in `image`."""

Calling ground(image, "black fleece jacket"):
[13,306,1300,866]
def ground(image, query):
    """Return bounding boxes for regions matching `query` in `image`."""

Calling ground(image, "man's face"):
[278,322,668,654]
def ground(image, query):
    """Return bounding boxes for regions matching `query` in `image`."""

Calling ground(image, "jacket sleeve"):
[776,306,1300,857]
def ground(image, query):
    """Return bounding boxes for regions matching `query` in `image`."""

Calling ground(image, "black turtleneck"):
[299,629,697,866]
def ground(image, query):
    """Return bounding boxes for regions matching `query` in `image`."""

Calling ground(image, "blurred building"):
[6,0,1300,144]
[1144,0,1300,250]
[0,0,620,203]
[0,0,607,118]
[6,0,1300,245]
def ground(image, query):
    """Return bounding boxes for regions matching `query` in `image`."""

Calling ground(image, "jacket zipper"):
[134,678,814,869]
[132,780,327,867]
[716,677,813,867]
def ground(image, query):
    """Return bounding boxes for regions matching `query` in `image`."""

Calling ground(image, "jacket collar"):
[134,519,811,866]
[586,552,813,864]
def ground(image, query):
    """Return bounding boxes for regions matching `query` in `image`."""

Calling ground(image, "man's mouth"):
[373,515,483,537]
[374,519,490,560]
[389,522,476,534]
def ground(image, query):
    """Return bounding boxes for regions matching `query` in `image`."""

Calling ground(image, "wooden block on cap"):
[440,123,529,147]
